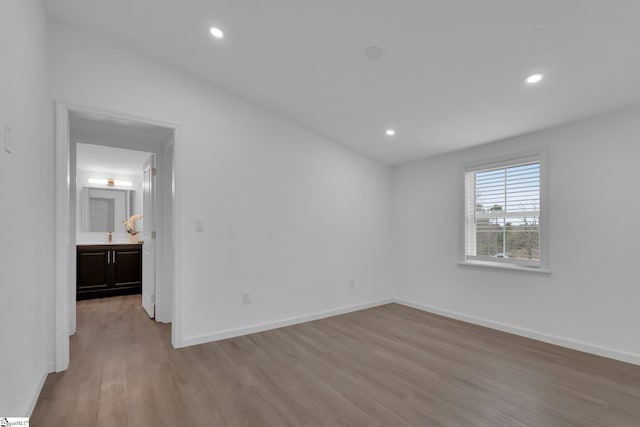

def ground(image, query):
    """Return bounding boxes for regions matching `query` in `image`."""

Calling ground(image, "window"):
[464,153,545,270]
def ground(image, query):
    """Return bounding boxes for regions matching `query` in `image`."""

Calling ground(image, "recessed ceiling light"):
[210,27,224,39]
[524,73,544,84]
[385,129,396,136]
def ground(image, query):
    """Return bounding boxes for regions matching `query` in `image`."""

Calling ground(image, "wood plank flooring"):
[32,295,640,426]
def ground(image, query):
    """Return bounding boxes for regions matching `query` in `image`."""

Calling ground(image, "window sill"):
[457,261,551,275]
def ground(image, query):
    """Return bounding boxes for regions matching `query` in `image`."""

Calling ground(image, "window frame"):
[460,148,549,273]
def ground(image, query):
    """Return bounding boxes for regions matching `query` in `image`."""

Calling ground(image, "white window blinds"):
[465,156,541,268]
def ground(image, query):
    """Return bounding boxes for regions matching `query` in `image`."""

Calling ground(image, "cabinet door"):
[111,246,142,288]
[77,247,110,297]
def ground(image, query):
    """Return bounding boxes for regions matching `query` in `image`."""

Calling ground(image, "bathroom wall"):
[75,168,143,243]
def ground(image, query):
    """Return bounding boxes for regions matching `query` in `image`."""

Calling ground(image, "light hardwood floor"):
[32,295,640,426]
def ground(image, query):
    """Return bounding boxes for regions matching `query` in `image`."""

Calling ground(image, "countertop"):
[76,241,143,246]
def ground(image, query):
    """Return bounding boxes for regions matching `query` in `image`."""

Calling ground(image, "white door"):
[142,154,156,318]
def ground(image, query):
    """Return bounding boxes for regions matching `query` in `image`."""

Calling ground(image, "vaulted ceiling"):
[45,0,640,164]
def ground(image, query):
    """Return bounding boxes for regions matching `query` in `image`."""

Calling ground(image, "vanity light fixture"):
[88,178,133,187]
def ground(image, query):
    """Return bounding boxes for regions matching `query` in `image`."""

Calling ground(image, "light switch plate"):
[4,123,12,154]
[194,218,205,232]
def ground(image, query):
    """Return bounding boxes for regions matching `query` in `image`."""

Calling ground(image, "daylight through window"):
[465,156,541,268]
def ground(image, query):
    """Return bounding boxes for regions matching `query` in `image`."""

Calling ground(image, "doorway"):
[76,143,155,314]
[55,102,179,372]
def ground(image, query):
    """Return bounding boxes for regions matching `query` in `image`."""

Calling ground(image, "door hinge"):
[152,167,157,176]
[151,231,157,239]
[151,294,156,303]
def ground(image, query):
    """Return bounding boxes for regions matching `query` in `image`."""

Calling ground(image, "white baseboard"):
[177,298,394,348]
[23,361,54,416]
[176,296,640,366]
[393,298,640,366]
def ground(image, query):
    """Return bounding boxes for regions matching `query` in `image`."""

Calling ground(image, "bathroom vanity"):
[76,243,143,300]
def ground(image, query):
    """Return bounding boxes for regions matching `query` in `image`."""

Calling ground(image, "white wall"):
[48,23,392,346]
[392,107,640,363]
[0,0,52,416]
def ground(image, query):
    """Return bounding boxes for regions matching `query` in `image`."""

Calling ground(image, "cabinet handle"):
[113,250,116,264]
[107,251,110,264]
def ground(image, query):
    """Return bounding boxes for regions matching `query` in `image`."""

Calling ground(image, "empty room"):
[1,0,640,426]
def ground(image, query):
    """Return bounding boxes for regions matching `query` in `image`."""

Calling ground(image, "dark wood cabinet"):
[77,244,142,300]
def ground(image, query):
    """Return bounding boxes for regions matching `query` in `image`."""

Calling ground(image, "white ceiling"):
[76,143,152,176]
[45,0,640,164]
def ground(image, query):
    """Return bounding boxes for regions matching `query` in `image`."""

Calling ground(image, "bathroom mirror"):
[81,187,135,232]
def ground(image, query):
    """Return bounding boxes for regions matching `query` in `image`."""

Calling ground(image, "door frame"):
[54,101,183,372]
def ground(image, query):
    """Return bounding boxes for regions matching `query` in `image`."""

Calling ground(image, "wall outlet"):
[242,291,251,305]
[194,218,205,232]
[349,280,355,289]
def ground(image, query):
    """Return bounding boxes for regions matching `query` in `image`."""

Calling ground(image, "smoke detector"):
[365,46,383,59]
